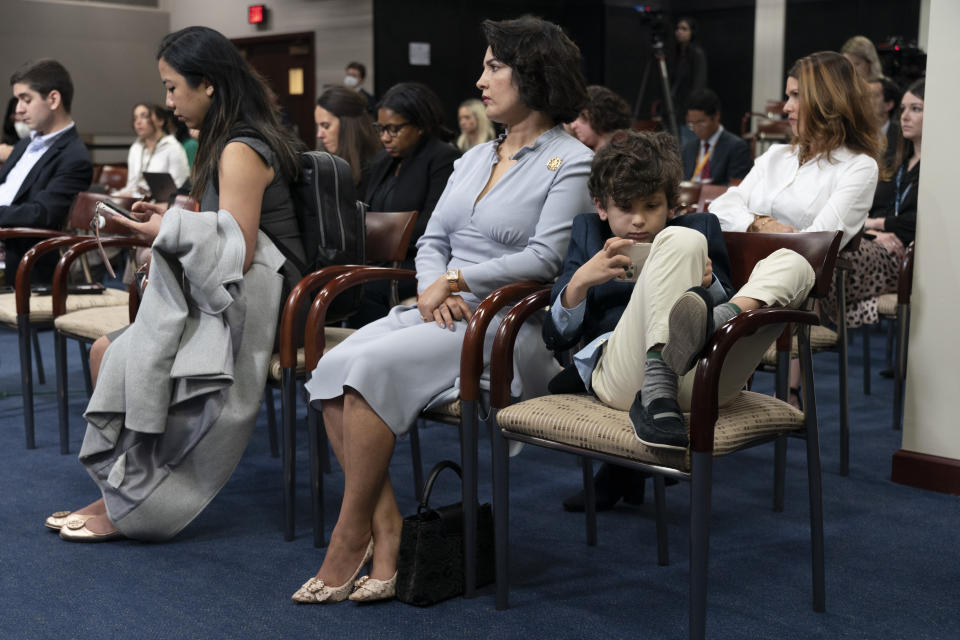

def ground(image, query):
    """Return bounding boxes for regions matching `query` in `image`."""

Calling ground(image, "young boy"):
[544,130,815,509]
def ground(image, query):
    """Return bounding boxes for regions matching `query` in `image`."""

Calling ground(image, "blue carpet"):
[0,323,956,639]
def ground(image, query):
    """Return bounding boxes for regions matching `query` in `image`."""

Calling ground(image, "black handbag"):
[396,460,495,606]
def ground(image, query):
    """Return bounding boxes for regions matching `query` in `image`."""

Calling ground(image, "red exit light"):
[248,4,265,24]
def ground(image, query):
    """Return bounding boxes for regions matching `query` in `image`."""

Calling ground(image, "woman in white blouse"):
[113,102,189,198]
[708,51,879,404]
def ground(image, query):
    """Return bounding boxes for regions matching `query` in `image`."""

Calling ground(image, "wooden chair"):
[677,181,702,214]
[486,230,842,640]
[96,165,128,192]
[272,210,418,541]
[303,271,543,599]
[0,192,137,449]
[696,184,729,212]
[740,112,792,159]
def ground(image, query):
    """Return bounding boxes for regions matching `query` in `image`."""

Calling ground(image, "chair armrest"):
[689,307,819,452]
[14,235,86,315]
[460,282,547,403]
[898,242,915,305]
[304,266,416,368]
[51,236,151,316]
[0,228,70,241]
[278,265,359,367]
[488,288,553,409]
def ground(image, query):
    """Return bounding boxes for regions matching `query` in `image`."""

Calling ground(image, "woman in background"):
[315,86,381,196]
[842,35,883,80]
[455,97,495,152]
[113,102,189,197]
[568,85,632,152]
[670,16,707,120]
[348,82,460,326]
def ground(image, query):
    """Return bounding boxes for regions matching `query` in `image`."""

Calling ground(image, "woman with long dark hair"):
[315,86,380,194]
[294,16,593,604]
[45,26,305,543]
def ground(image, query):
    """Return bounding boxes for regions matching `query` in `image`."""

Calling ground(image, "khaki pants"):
[591,226,815,412]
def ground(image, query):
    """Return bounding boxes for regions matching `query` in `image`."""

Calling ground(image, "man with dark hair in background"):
[344,61,376,116]
[0,58,92,285]
[682,88,751,186]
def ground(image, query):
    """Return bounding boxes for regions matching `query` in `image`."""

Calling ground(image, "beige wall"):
[751,0,786,116]
[159,0,374,99]
[900,0,960,459]
[0,0,170,138]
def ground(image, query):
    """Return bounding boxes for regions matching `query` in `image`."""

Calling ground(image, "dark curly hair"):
[588,130,682,210]
[583,85,632,134]
[481,16,588,125]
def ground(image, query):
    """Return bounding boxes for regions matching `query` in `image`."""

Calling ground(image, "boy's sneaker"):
[629,391,688,450]
[662,286,714,376]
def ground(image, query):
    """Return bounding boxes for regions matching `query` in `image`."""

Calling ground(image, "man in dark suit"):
[682,88,751,186]
[0,58,92,285]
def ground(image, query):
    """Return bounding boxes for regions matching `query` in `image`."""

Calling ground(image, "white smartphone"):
[615,242,652,282]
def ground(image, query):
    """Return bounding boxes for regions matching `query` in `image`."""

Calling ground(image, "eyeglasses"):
[373,122,412,138]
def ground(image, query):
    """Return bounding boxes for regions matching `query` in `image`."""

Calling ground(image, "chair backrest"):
[364,210,419,264]
[722,230,843,299]
[697,184,729,212]
[65,192,139,234]
[677,182,701,214]
[96,165,128,191]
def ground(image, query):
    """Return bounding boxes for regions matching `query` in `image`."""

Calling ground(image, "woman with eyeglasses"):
[295,16,593,604]
[348,82,460,326]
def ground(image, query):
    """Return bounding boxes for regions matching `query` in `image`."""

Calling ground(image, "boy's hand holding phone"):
[561,237,634,309]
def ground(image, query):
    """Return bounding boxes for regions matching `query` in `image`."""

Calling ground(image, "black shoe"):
[562,463,650,512]
[879,367,895,379]
[662,286,714,376]
[629,392,688,450]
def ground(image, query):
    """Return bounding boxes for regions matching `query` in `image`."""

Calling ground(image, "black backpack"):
[290,150,367,321]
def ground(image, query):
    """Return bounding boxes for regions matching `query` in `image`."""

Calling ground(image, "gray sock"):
[713,302,741,329]
[641,353,678,407]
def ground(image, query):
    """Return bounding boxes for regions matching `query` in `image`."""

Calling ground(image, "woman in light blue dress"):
[294,16,595,604]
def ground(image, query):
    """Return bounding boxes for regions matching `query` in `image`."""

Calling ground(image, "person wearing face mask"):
[113,102,189,198]
[344,61,376,116]
[0,97,28,162]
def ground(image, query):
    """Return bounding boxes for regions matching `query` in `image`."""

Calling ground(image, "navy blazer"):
[542,212,733,352]
[365,136,459,261]
[682,128,752,186]
[0,126,93,284]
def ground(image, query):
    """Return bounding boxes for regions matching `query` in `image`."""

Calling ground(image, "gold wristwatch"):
[445,269,461,293]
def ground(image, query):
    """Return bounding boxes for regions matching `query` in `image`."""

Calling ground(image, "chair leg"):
[308,404,326,548]
[654,474,669,566]
[838,278,850,477]
[32,327,45,385]
[409,421,424,501]
[893,306,909,430]
[862,326,871,396]
[884,318,895,368]
[55,331,70,455]
[799,329,826,613]
[581,457,597,547]
[265,387,279,458]
[78,341,93,398]
[773,436,786,513]
[18,316,36,449]
[689,450,713,640]
[280,368,297,540]
[460,399,479,598]
[491,409,510,611]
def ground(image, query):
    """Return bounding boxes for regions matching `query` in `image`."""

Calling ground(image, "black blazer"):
[542,212,733,352]
[682,129,752,186]
[364,136,459,260]
[0,126,93,284]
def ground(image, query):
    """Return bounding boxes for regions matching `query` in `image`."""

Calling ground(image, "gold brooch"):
[546,157,562,171]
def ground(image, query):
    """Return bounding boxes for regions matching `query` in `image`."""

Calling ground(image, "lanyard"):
[693,147,711,180]
[894,164,912,216]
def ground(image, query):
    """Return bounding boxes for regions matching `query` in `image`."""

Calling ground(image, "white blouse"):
[117,134,190,197]
[708,144,878,246]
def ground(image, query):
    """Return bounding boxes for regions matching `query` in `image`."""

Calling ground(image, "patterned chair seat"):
[267,326,355,383]
[496,390,804,472]
[877,293,897,317]
[761,324,838,366]
[54,305,129,341]
[0,288,129,326]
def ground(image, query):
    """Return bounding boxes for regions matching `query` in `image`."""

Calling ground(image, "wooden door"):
[233,32,315,149]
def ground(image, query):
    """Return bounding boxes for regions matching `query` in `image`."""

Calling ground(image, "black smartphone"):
[98,199,137,221]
